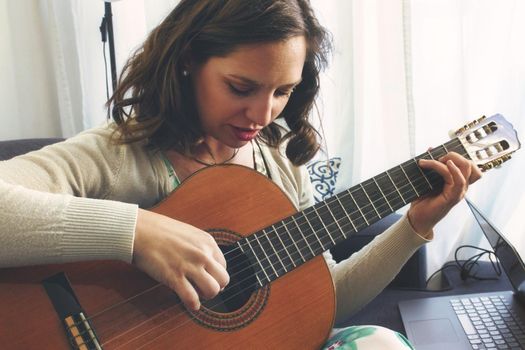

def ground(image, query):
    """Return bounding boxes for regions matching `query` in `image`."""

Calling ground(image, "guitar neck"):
[238,137,468,287]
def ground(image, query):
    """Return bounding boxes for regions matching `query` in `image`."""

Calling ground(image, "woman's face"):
[191,36,307,149]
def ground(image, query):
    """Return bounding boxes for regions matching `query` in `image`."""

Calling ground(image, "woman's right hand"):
[132,208,230,311]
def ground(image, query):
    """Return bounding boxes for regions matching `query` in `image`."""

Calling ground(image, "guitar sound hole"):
[202,245,257,313]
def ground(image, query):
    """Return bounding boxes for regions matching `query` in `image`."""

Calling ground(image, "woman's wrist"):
[407,209,434,239]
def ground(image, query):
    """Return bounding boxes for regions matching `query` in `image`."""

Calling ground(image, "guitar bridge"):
[42,273,102,349]
[64,312,102,350]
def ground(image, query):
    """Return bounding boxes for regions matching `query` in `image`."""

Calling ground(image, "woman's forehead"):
[202,37,307,86]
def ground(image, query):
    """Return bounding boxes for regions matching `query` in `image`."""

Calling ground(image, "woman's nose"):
[245,95,274,127]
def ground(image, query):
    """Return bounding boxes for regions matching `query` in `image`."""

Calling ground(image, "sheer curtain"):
[314,0,525,275]
[410,0,525,273]
[0,0,176,139]
[2,0,523,276]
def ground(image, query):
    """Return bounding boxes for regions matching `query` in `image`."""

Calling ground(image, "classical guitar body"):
[0,166,336,349]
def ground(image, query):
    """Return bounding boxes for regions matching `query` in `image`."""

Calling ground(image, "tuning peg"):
[480,153,514,172]
[454,115,487,136]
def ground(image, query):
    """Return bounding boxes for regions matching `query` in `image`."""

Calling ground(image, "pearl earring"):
[182,70,189,77]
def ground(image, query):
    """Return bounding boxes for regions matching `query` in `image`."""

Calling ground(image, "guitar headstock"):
[454,114,521,172]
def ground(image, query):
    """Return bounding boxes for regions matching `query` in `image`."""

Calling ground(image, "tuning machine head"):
[454,115,487,136]
[480,153,514,172]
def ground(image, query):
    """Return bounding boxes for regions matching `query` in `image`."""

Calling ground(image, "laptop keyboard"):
[451,295,525,349]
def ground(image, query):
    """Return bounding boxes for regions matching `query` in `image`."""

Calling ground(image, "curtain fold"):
[0,1,62,139]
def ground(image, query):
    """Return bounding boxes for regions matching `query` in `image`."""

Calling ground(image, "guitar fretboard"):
[236,138,468,287]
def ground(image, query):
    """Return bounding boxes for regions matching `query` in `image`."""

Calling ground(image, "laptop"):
[399,199,525,350]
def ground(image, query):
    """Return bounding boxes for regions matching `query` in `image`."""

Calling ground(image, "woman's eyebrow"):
[226,74,302,88]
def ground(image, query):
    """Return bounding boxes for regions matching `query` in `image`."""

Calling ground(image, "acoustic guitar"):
[0,114,520,349]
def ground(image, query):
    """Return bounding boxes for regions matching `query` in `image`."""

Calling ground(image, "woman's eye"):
[275,89,294,98]
[228,84,252,96]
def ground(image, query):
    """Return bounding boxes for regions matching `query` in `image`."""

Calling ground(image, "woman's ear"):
[180,51,194,76]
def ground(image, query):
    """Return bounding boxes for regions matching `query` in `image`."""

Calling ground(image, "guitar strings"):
[90,139,465,346]
[88,140,463,347]
[87,139,458,323]
[89,140,467,346]
[115,148,456,349]
[102,169,440,349]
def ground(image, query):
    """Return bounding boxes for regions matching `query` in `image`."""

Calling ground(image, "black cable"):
[425,244,502,287]
[453,245,502,282]
[393,244,503,293]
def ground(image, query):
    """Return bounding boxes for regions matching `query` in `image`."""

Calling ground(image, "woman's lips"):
[231,126,260,141]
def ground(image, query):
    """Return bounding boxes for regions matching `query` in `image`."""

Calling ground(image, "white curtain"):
[0,0,177,139]
[2,0,524,277]
[314,0,525,276]
[0,1,63,139]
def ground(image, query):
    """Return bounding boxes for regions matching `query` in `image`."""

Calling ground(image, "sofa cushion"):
[0,138,64,161]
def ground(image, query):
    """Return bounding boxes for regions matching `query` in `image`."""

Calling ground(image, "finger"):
[419,159,453,185]
[205,259,230,290]
[439,152,482,184]
[446,160,467,202]
[202,233,227,268]
[212,246,227,269]
[189,268,221,300]
[169,276,201,311]
[440,152,472,181]
[470,165,483,183]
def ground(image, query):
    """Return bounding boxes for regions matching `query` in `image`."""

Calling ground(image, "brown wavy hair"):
[109,0,332,165]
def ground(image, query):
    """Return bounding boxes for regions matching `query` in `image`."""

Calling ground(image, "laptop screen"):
[467,199,525,293]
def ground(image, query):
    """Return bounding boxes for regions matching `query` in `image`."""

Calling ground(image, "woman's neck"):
[165,141,254,183]
[193,138,238,165]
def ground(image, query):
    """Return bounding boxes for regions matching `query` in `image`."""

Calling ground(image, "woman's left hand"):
[407,152,483,237]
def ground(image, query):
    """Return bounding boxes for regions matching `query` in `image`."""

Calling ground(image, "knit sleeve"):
[330,213,429,326]
[0,127,141,267]
[0,179,138,267]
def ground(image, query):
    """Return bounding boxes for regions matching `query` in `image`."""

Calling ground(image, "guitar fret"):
[261,230,287,274]
[272,224,297,268]
[245,236,271,282]
[335,195,357,239]
[400,163,420,197]
[359,183,381,218]
[292,215,317,256]
[414,157,433,190]
[361,179,391,218]
[340,192,366,230]
[319,203,344,245]
[348,190,369,226]
[283,219,307,263]
[237,240,264,287]
[372,177,394,212]
[426,150,435,160]
[429,147,448,161]
[317,204,338,245]
[276,222,303,267]
[304,207,333,250]
[254,234,279,278]
[335,195,356,234]
[311,206,330,249]
[386,170,407,205]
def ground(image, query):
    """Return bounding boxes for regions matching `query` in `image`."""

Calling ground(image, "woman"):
[0,0,480,348]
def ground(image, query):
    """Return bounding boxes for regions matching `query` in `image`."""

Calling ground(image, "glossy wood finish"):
[0,165,335,349]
